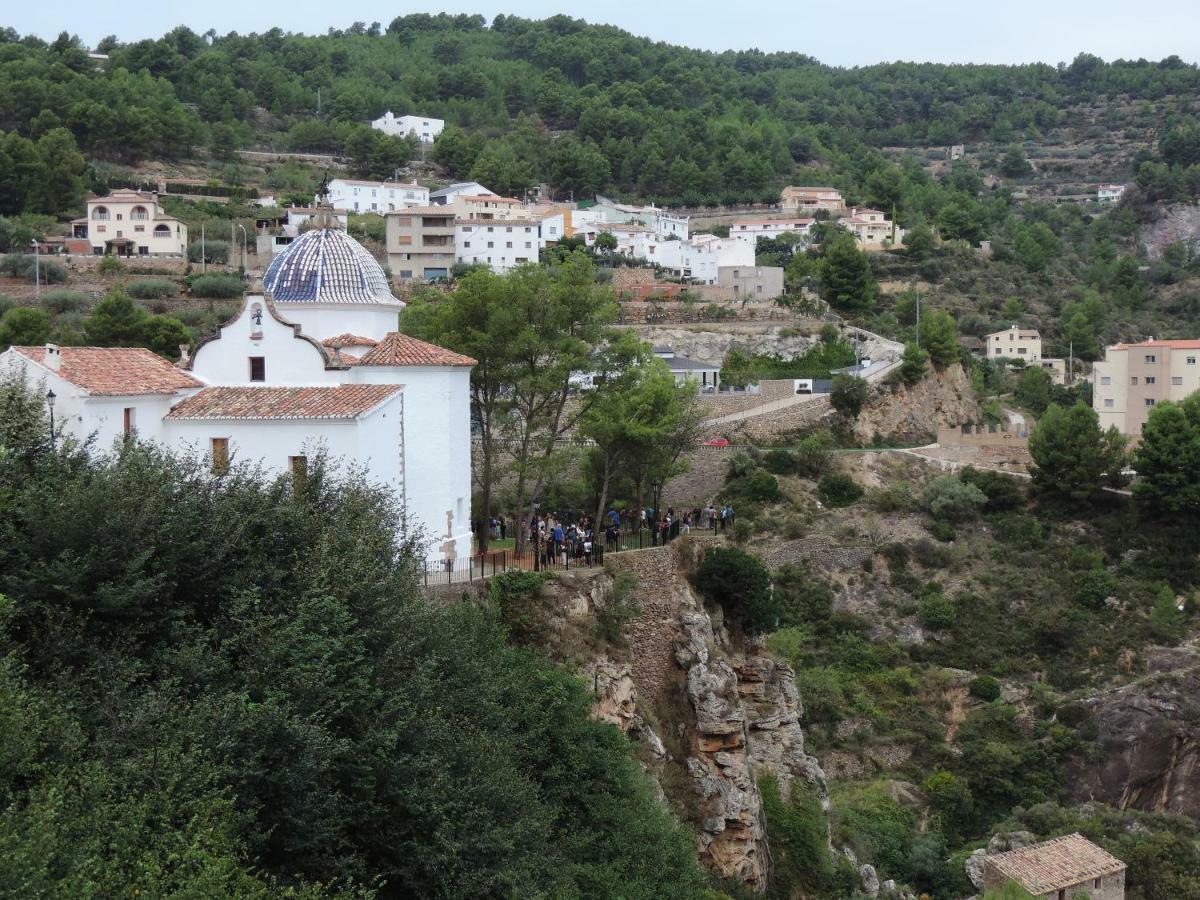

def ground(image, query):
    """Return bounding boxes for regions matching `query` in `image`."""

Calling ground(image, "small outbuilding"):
[982,833,1126,900]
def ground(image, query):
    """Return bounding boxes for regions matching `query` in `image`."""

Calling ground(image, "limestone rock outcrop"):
[853,362,980,443]
[590,545,829,891]
[1065,645,1200,819]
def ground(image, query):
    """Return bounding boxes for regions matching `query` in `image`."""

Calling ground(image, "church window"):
[249,357,266,382]
[211,438,230,474]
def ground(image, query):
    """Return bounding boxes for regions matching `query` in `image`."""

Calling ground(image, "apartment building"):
[728,217,814,245]
[385,207,456,281]
[1093,339,1200,436]
[326,179,429,213]
[448,195,525,221]
[455,220,539,273]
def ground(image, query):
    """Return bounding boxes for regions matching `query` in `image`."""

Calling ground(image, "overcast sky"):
[10,0,1200,67]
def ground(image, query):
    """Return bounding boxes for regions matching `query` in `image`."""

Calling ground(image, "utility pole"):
[914,287,921,348]
[201,223,206,273]
[30,239,40,299]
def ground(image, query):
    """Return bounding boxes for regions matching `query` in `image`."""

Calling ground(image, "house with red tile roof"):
[982,833,1125,899]
[0,344,203,448]
[3,220,475,565]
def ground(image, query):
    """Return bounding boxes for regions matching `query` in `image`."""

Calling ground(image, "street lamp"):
[45,389,56,447]
[29,239,40,299]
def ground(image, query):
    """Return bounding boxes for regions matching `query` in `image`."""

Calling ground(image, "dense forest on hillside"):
[3,15,1200,209]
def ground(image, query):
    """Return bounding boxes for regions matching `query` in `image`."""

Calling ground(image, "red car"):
[703,438,730,447]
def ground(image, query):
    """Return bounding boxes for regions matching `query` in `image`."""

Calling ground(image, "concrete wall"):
[937,423,1029,447]
[717,266,785,301]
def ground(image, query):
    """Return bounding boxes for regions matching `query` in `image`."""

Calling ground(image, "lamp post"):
[45,389,56,447]
[30,239,40,299]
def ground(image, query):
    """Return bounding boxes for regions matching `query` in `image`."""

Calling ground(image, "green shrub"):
[923,475,987,521]
[872,480,915,512]
[1149,584,1184,643]
[1075,568,1116,609]
[188,239,231,265]
[832,781,917,874]
[763,448,797,475]
[918,587,956,629]
[97,255,124,275]
[794,431,835,477]
[929,521,957,542]
[743,470,782,502]
[727,450,755,478]
[969,675,1002,701]
[0,306,52,345]
[595,571,640,646]
[760,775,846,896]
[490,570,554,645]
[40,290,89,315]
[819,473,863,507]
[26,260,66,284]
[993,512,1044,548]
[125,279,178,300]
[189,274,246,299]
[773,564,834,626]
[695,546,779,633]
[959,466,1024,511]
[912,538,954,570]
[0,254,32,277]
[881,542,911,570]
[831,374,868,419]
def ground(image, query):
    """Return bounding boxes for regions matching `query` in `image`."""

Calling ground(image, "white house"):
[371,111,444,143]
[2,219,475,565]
[653,346,721,391]
[69,189,187,257]
[728,217,814,246]
[429,182,497,205]
[1098,183,1126,203]
[455,219,540,272]
[326,179,430,213]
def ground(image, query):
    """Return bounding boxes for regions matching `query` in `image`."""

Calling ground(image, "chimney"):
[43,343,61,373]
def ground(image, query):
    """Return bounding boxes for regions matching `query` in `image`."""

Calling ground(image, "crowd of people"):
[472,501,738,568]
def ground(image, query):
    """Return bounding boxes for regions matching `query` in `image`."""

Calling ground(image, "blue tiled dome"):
[263,227,402,306]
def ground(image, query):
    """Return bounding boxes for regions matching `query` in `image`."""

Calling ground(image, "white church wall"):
[352,365,473,560]
[281,303,401,344]
[190,297,341,387]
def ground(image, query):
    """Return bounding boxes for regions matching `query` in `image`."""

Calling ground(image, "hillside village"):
[3,15,1200,900]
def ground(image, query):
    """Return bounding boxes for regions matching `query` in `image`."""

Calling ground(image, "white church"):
[1,214,475,564]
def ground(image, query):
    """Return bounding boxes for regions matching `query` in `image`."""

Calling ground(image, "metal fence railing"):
[419,525,722,585]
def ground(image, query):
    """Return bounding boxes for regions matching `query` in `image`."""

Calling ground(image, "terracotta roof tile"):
[11,346,202,395]
[357,332,476,367]
[165,384,402,420]
[322,333,379,347]
[985,834,1125,894]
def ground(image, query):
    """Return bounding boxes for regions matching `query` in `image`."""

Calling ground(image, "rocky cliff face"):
[1065,644,1200,820]
[853,362,980,443]
[590,543,829,891]
[633,322,898,369]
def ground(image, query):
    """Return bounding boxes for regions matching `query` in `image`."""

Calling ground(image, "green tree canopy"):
[1131,393,1200,517]
[1028,403,1127,505]
[817,236,877,312]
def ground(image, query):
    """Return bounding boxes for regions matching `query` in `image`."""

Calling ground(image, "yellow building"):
[70,189,187,257]
[1093,339,1200,436]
